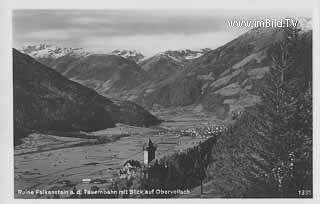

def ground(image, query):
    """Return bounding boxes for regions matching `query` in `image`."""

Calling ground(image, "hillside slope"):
[126,27,311,119]
[19,46,149,95]
[13,49,159,145]
[139,53,185,81]
[56,54,148,94]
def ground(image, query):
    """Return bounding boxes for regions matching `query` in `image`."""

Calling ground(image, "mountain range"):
[18,18,312,119]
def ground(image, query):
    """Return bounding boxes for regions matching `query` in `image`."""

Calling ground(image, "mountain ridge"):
[18,19,312,119]
[13,49,160,145]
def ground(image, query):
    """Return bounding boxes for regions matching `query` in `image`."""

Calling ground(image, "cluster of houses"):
[178,125,226,139]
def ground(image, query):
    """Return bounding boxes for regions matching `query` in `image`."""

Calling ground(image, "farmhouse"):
[119,159,141,179]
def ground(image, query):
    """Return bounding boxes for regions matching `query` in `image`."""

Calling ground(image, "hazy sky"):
[12,10,312,56]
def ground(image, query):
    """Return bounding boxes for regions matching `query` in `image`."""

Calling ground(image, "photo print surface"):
[13,9,313,198]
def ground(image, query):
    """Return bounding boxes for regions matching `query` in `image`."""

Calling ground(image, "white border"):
[8,0,314,11]
[0,1,319,204]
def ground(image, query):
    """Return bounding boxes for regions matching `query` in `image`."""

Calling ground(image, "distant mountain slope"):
[13,49,159,145]
[19,46,148,94]
[110,49,145,63]
[64,54,148,94]
[19,45,210,98]
[125,26,312,118]
[138,49,210,80]
[41,53,148,95]
[139,53,185,81]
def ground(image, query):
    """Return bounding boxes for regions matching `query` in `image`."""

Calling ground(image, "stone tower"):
[143,139,157,166]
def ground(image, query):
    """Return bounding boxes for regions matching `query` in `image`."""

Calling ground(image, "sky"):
[12,9,312,56]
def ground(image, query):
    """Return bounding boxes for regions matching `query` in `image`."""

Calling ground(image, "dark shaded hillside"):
[13,49,159,145]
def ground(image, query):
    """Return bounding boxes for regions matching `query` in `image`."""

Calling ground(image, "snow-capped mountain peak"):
[163,48,211,61]
[140,48,212,65]
[110,49,145,63]
[20,44,90,59]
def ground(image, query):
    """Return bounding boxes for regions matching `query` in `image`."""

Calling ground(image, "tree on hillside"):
[259,24,312,197]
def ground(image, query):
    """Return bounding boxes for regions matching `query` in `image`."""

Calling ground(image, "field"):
[14,106,224,198]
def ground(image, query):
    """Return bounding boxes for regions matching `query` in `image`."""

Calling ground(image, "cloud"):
[81,30,246,56]
[68,17,115,25]
[12,10,307,55]
[14,10,229,37]
[24,29,74,40]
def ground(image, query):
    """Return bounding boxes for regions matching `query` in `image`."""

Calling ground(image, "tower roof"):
[143,138,156,150]
[148,138,154,147]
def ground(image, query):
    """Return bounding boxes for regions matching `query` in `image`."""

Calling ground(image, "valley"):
[14,106,224,198]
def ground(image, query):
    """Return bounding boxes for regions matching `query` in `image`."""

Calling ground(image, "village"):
[14,114,227,198]
[118,124,227,180]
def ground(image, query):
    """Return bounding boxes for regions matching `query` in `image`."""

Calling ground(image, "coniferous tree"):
[259,22,312,197]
